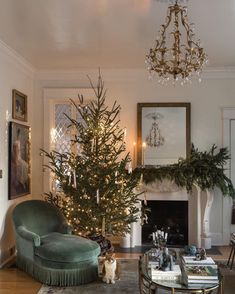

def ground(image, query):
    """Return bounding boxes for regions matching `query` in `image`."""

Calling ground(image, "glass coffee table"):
[139,249,224,294]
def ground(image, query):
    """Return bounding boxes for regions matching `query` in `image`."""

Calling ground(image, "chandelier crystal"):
[145,0,208,85]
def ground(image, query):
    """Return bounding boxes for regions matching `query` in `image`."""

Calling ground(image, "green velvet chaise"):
[12,200,101,286]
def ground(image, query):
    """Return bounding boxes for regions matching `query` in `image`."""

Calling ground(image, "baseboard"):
[211,232,228,246]
[0,253,16,269]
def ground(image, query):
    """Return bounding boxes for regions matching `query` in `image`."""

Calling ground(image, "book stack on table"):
[181,256,219,285]
[151,264,182,282]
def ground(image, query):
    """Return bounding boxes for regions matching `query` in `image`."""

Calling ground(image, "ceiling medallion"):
[145,0,208,85]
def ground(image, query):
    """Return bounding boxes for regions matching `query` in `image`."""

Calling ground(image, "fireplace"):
[120,181,215,249]
[142,200,188,246]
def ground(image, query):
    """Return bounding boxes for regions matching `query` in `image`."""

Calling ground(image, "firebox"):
[142,200,188,246]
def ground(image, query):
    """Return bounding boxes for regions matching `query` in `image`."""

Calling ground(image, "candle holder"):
[152,228,168,250]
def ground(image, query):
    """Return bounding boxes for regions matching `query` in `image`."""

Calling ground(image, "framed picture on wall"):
[137,103,191,166]
[8,122,31,199]
[12,89,28,122]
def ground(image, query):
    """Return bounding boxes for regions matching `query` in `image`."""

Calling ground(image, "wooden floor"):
[0,246,231,294]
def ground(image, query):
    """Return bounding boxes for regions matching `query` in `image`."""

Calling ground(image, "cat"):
[102,251,120,284]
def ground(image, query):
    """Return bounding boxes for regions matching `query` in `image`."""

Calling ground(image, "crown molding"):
[0,38,235,82]
[0,39,36,77]
[35,67,235,82]
[203,67,235,79]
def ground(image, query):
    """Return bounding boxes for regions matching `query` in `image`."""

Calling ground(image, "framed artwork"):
[137,103,191,166]
[8,122,31,199]
[12,89,28,122]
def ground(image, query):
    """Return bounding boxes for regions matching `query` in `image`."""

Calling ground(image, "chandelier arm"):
[157,6,173,50]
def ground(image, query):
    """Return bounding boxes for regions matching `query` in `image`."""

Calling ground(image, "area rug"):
[216,260,235,294]
[38,259,235,294]
[38,259,139,294]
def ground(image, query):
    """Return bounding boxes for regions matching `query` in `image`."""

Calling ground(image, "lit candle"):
[73,170,77,189]
[91,139,94,153]
[115,171,118,184]
[142,141,146,166]
[144,191,147,205]
[133,142,136,167]
[96,189,100,204]
[128,162,132,174]
[139,173,143,187]
[165,232,168,241]
[152,232,156,241]
[68,171,71,185]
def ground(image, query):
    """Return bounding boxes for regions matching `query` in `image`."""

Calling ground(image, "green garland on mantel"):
[133,145,235,198]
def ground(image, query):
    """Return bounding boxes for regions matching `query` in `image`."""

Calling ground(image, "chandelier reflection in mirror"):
[145,0,208,85]
[145,112,165,147]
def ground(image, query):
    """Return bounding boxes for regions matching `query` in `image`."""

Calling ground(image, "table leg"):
[227,243,233,266]
[171,288,175,294]
[150,285,156,294]
[219,279,224,294]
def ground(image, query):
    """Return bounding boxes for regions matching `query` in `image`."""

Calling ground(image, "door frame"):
[43,88,93,192]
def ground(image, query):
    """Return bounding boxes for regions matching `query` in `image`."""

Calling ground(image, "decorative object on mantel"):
[134,144,235,198]
[42,72,147,240]
[145,0,208,85]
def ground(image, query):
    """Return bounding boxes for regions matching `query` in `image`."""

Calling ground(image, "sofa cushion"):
[35,232,100,263]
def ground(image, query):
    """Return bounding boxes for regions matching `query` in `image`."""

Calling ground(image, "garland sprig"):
[134,144,235,198]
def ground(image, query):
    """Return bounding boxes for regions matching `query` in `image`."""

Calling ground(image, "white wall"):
[1,48,235,266]
[33,68,235,246]
[0,41,34,266]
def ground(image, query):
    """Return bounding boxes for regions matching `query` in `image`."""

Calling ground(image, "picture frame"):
[137,103,191,166]
[8,122,31,199]
[12,89,28,122]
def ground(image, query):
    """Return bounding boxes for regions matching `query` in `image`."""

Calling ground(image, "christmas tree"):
[42,73,146,237]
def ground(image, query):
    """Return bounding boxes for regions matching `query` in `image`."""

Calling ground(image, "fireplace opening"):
[142,200,188,246]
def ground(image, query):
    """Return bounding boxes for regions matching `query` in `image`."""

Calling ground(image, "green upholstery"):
[12,200,101,286]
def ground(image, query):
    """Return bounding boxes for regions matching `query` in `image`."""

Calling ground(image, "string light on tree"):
[42,72,148,237]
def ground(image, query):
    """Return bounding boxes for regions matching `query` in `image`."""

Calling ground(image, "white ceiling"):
[0,0,234,70]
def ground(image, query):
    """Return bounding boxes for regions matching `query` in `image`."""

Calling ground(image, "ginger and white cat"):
[102,251,120,284]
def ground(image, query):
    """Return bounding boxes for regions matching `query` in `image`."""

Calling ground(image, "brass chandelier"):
[145,0,208,84]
